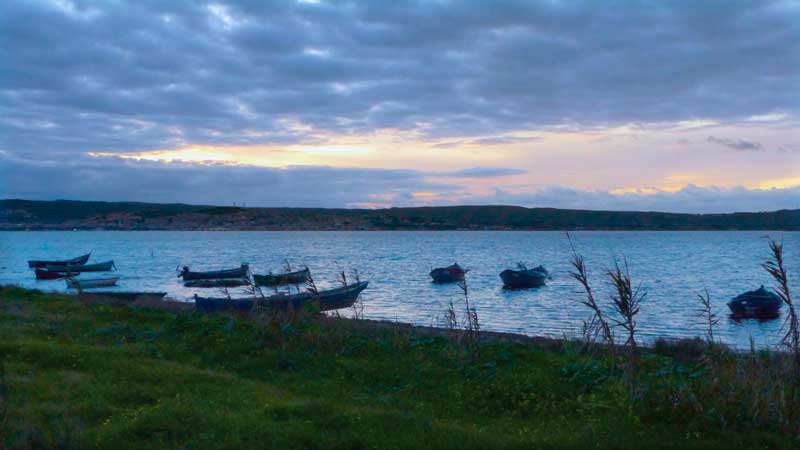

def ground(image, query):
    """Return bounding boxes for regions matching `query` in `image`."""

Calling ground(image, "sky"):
[1,0,798,213]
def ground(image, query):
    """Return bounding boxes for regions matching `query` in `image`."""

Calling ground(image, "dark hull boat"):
[184,278,250,288]
[35,269,76,280]
[253,268,311,286]
[727,286,782,319]
[45,260,115,273]
[195,281,368,313]
[500,264,549,289]
[430,264,466,283]
[180,264,249,281]
[28,253,90,269]
[78,292,167,301]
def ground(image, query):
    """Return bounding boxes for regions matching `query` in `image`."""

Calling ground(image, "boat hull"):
[430,264,465,283]
[184,278,250,288]
[28,253,90,269]
[35,269,75,280]
[727,286,782,319]
[78,292,167,301]
[46,260,115,273]
[500,268,547,288]
[253,268,310,286]
[195,281,368,313]
[181,264,249,281]
[66,277,120,289]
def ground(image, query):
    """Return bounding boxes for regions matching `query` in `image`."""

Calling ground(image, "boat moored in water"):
[77,291,168,301]
[727,285,782,319]
[500,264,549,289]
[180,264,249,281]
[66,276,120,290]
[184,278,250,288]
[430,263,466,283]
[35,269,76,280]
[253,267,311,286]
[28,253,90,269]
[194,280,368,313]
[45,260,115,273]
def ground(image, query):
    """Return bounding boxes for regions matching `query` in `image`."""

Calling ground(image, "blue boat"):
[194,281,368,313]
[28,253,90,269]
[45,260,115,273]
[727,286,782,319]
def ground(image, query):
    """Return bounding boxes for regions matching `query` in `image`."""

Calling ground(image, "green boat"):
[253,267,311,286]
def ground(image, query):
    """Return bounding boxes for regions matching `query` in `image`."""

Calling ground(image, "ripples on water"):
[1,231,797,348]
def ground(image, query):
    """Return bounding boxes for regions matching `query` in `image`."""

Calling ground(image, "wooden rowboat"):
[78,292,167,301]
[500,264,549,289]
[253,268,311,286]
[430,263,466,283]
[28,253,90,269]
[45,260,115,273]
[66,276,120,289]
[180,264,249,281]
[35,269,76,280]
[195,281,368,313]
[184,278,250,288]
[728,286,782,319]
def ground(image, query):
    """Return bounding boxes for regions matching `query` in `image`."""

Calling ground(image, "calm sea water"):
[1,231,798,348]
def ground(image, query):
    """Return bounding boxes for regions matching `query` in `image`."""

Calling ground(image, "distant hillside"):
[1,199,798,231]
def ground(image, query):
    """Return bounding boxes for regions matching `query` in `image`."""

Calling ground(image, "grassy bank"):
[1,287,798,449]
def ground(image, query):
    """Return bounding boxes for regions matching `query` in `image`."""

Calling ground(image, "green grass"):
[1,286,797,449]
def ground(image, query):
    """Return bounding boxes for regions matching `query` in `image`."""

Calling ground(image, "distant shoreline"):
[2,199,799,231]
[1,228,798,232]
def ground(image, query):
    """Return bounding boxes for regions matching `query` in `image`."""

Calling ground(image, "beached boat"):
[28,253,90,269]
[194,281,368,313]
[500,264,549,288]
[179,264,249,281]
[184,278,250,288]
[77,291,167,301]
[727,286,782,319]
[253,268,311,286]
[35,269,76,280]
[430,263,466,283]
[66,276,120,290]
[45,260,115,273]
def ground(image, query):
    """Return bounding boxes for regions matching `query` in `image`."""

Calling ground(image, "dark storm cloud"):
[2,0,798,156]
[0,154,456,207]
[707,136,764,151]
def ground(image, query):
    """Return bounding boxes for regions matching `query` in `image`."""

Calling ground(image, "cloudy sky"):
[1,0,798,212]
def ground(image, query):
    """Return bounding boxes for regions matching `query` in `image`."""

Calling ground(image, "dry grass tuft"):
[567,234,614,351]
[763,238,799,376]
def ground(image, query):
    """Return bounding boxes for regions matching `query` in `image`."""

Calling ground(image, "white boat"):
[66,276,120,290]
